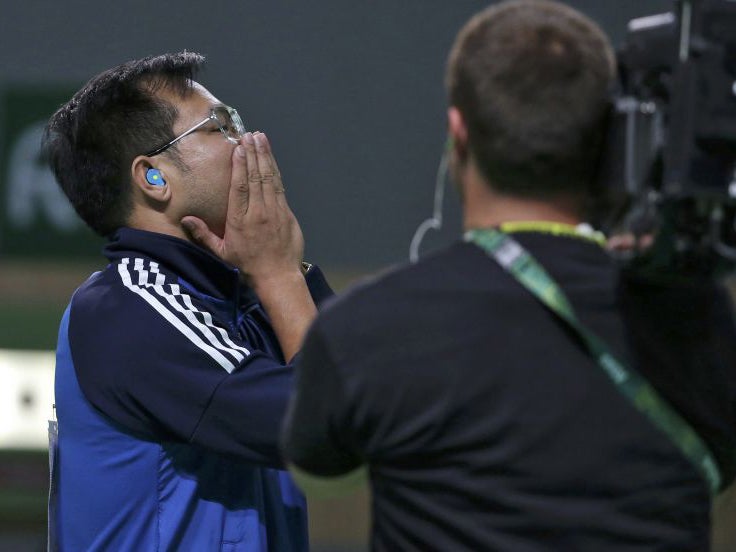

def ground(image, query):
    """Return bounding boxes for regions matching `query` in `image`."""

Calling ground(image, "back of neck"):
[462,178,583,231]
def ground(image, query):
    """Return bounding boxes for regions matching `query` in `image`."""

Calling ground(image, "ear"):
[131,155,172,204]
[447,106,469,161]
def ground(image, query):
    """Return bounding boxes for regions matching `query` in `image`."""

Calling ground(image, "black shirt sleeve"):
[618,272,736,487]
[281,321,363,476]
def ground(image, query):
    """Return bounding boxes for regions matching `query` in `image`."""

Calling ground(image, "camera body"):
[602,0,736,276]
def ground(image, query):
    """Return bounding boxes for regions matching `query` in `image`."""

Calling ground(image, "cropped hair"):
[43,51,204,236]
[446,0,615,200]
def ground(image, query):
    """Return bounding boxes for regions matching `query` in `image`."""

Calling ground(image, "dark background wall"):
[1,0,672,270]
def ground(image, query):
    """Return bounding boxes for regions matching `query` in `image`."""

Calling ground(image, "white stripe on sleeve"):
[132,258,251,361]
[138,262,250,360]
[117,258,239,373]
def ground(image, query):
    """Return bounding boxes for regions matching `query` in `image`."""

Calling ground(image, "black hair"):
[43,51,204,236]
[446,0,615,202]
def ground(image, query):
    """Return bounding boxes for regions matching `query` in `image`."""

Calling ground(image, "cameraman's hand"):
[182,131,315,361]
[607,233,654,253]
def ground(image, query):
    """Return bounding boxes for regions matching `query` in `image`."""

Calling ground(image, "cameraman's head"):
[446,0,615,218]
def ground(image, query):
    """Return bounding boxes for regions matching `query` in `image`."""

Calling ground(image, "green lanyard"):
[464,226,722,496]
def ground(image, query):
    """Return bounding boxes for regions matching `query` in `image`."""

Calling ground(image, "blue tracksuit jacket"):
[50,227,333,551]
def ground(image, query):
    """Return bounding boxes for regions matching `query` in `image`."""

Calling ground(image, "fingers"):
[607,233,655,253]
[265,137,282,181]
[254,133,278,181]
[233,131,288,221]
[607,234,635,251]
[253,132,287,208]
[264,137,287,208]
[241,132,263,209]
[227,143,250,222]
[181,216,224,256]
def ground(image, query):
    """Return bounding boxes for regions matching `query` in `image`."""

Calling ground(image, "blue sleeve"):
[191,265,335,464]
[67,269,328,468]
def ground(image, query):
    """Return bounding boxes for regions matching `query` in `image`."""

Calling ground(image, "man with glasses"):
[44,51,330,550]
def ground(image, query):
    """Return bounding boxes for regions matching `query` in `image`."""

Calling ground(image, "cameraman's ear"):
[447,106,468,161]
[131,155,172,204]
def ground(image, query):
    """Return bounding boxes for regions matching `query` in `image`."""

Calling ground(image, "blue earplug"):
[146,168,166,186]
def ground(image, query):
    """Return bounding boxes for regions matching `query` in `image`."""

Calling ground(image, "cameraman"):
[283,1,736,550]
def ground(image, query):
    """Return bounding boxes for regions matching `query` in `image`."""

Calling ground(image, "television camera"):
[604,0,736,277]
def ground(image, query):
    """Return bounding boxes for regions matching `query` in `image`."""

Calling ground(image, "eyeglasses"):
[145,105,246,157]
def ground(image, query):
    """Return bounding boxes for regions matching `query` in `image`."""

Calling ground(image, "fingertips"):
[181,216,204,240]
[181,215,222,253]
[253,131,270,152]
[237,132,254,157]
[237,132,254,160]
[240,132,258,172]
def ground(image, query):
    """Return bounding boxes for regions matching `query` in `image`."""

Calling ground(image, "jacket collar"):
[104,227,250,303]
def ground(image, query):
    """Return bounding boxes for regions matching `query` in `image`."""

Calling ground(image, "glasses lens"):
[227,107,246,138]
[213,106,245,142]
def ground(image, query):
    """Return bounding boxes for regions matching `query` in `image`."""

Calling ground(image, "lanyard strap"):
[499,221,607,247]
[464,227,722,496]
